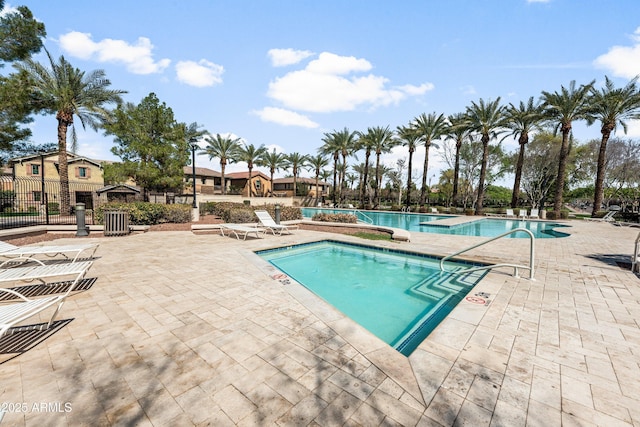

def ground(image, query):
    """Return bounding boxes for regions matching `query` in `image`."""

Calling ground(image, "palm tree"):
[464,98,506,215]
[320,128,358,204]
[235,143,267,197]
[355,131,374,206]
[200,133,241,195]
[17,50,125,214]
[396,124,420,209]
[504,97,543,208]
[413,113,448,206]
[586,76,640,217]
[285,152,310,197]
[260,149,288,196]
[366,126,394,208]
[319,132,342,205]
[444,113,473,207]
[541,80,594,217]
[307,154,329,204]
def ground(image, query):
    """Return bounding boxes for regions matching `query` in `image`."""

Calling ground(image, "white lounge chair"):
[0,260,93,337]
[0,241,98,268]
[505,209,516,218]
[220,224,264,240]
[529,209,540,219]
[584,211,617,222]
[254,210,299,236]
[518,209,527,220]
[430,207,438,214]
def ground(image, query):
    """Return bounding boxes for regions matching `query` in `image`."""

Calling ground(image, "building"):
[6,152,105,211]
[272,177,329,198]
[183,166,221,195]
[225,171,271,197]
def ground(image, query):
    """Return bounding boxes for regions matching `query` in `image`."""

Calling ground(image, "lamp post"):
[189,138,199,221]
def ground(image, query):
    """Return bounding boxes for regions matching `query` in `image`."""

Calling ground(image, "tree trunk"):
[56,114,71,216]
[452,142,461,206]
[361,150,370,207]
[332,156,338,205]
[220,160,226,195]
[406,150,413,209]
[511,134,527,208]
[419,141,430,206]
[475,136,490,215]
[373,153,381,208]
[553,127,571,217]
[591,128,612,217]
[247,167,252,198]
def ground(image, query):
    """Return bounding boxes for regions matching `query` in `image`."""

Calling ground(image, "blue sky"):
[5,0,640,181]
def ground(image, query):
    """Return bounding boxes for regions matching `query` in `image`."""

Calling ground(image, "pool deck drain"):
[0,220,639,425]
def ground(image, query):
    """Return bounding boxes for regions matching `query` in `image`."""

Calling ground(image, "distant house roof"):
[183,166,221,177]
[226,171,270,180]
[96,184,141,195]
[10,151,103,168]
[273,177,328,185]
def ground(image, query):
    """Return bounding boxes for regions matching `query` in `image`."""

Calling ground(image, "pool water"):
[257,240,487,356]
[301,208,570,238]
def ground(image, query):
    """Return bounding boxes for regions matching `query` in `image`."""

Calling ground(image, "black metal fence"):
[1,176,102,230]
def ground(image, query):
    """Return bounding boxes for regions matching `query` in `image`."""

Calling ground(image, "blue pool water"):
[257,240,487,356]
[301,208,570,238]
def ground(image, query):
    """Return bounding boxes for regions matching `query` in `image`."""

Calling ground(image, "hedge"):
[95,202,192,225]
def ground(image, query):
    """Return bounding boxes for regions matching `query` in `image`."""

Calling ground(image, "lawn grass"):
[352,231,394,241]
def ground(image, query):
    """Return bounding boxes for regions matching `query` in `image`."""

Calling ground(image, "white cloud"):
[625,120,640,137]
[252,107,319,128]
[0,3,19,16]
[460,85,477,95]
[266,51,433,113]
[268,48,314,66]
[175,60,224,87]
[58,31,170,74]
[594,27,640,79]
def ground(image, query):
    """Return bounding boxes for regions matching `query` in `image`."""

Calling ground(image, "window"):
[32,191,41,202]
[30,164,40,176]
[75,166,90,179]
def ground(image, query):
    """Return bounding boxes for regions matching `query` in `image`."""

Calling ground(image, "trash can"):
[103,210,130,236]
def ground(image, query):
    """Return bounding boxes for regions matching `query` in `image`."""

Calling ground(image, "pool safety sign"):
[465,291,491,305]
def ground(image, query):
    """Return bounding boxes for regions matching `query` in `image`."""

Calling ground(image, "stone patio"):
[0,219,639,426]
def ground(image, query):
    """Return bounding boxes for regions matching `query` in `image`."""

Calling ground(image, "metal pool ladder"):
[439,228,536,280]
[351,209,374,224]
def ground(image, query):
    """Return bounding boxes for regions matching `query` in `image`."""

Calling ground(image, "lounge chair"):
[254,210,299,235]
[430,208,438,214]
[529,209,540,219]
[518,209,527,220]
[584,210,617,222]
[0,241,98,268]
[505,209,516,218]
[220,224,264,240]
[0,260,93,337]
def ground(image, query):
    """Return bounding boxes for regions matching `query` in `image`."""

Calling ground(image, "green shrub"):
[390,204,402,211]
[95,202,191,225]
[465,209,475,216]
[312,213,357,223]
[227,208,255,223]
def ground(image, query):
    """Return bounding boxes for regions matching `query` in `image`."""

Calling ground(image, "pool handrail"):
[439,227,535,280]
[633,231,640,273]
[351,209,374,224]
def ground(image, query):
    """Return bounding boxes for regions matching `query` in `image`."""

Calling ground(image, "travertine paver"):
[0,219,638,426]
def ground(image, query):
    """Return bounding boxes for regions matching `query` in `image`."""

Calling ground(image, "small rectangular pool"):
[256,240,488,356]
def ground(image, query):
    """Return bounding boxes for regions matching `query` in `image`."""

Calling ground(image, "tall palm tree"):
[307,154,329,204]
[413,113,448,206]
[541,80,594,217]
[586,76,640,217]
[355,131,374,206]
[444,113,473,206]
[464,98,506,215]
[285,152,310,197]
[200,133,241,195]
[366,126,394,208]
[260,149,288,196]
[17,50,125,214]
[504,97,543,208]
[235,143,267,197]
[396,124,420,209]
[319,132,342,205]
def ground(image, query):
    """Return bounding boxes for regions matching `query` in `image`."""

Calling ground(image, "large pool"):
[301,208,570,238]
[257,240,487,356]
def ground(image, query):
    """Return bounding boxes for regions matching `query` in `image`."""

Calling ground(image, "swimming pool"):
[301,208,570,238]
[257,240,487,356]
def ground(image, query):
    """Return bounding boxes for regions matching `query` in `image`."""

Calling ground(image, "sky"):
[4,0,640,183]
